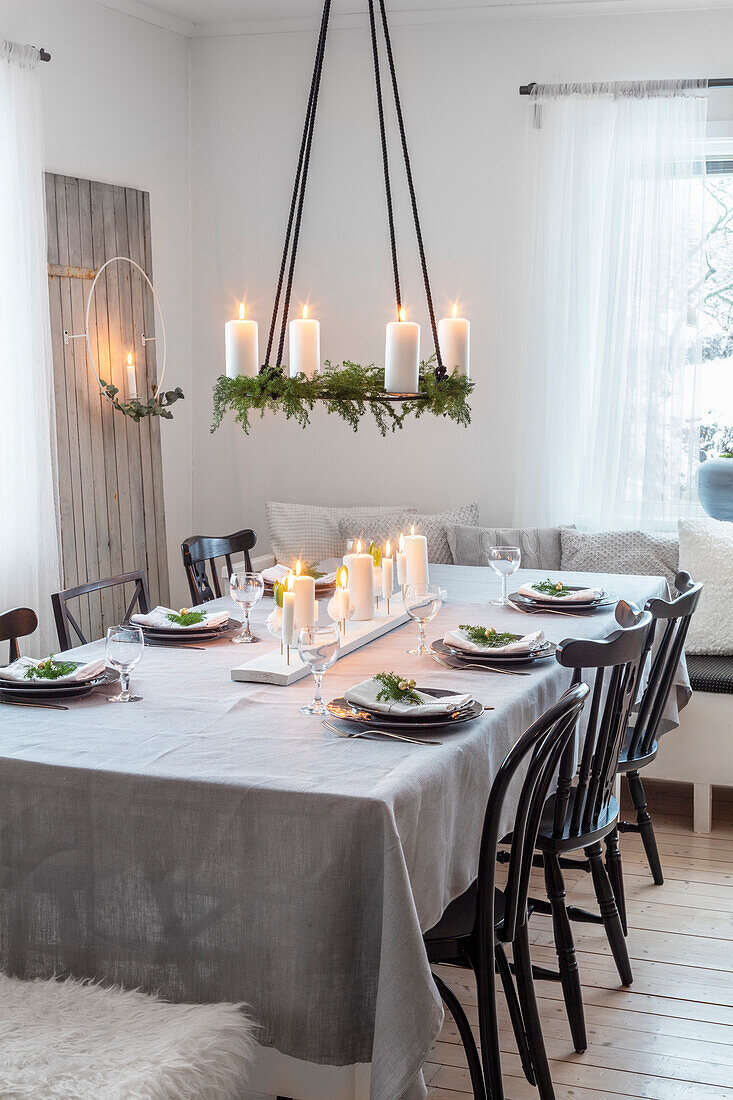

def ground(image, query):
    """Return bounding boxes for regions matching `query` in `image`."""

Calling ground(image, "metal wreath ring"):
[84,255,167,401]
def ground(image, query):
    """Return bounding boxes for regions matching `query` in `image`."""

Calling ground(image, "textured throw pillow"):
[560,528,679,590]
[266,502,415,563]
[678,517,733,656]
[338,503,480,564]
[446,525,571,570]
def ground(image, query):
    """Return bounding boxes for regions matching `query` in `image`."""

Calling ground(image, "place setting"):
[0,653,119,709]
[431,623,556,676]
[128,584,249,648]
[507,577,619,618]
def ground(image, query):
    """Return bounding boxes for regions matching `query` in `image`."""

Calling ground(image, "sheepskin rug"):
[0,973,256,1099]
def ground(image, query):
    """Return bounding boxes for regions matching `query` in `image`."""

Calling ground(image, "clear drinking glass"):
[105,624,144,702]
[230,571,264,643]
[488,546,522,606]
[403,583,443,656]
[297,624,340,715]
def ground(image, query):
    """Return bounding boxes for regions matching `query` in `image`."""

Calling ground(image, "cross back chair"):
[181,529,257,604]
[527,601,653,1055]
[424,682,590,1100]
[0,608,38,664]
[616,572,703,899]
[52,571,150,651]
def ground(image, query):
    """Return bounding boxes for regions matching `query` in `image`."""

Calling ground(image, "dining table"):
[0,565,690,1100]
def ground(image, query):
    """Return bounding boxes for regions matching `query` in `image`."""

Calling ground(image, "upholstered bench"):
[687,654,733,695]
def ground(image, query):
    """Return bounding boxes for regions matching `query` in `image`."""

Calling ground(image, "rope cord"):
[368,0,401,313]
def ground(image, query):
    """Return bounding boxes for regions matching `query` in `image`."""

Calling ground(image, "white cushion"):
[561,528,679,590]
[0,973,255,1099]
[266,501,415,563]
[338,503,480,564]
[679,517,733,656]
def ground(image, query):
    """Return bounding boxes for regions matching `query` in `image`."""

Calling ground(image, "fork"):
[506,599,584,620]
[431,653,529,677]
[0,698,69,711]
[322,720,441,747]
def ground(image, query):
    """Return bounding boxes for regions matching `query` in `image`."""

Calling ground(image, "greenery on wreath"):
[373,671,421,706]
[24,657,79,680]
[210,357,472,437]
[100,379,185,423]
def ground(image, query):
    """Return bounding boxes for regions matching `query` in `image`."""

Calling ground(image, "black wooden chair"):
[614,572,703,913]
[181,529,257,604]
[524,601,653,1056]
[424,682,590,1100]
[0,607,38,663]
[52,571,150,651]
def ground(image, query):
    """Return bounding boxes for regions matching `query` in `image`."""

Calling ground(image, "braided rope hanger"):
[264,0,446,380]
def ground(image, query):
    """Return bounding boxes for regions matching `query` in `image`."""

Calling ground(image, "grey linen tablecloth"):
[0,566,688,1100]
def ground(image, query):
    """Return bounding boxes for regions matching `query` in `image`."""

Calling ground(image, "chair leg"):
[627,771,663,885]
[543,852,587,1053]
[471,942,504,1100]
[604,828,627,935]
[433,973,487,1100]
[495,943,535,1086]
[513,921,556,1099]
[585,840,633,987]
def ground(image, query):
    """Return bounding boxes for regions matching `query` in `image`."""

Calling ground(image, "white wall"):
[1,0,193,602]
[190,4,733,556]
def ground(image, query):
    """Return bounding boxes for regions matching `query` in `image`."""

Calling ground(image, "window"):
[699,157,733,463]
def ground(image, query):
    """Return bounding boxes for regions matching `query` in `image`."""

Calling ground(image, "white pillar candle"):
[382,554,394,599]
[403,529,429,586]
[385,308,419,394]
[335,566,350,624]
[126,351,137,398]
[289,304,320,379]
[293,561,316,631]
[396,533,407,586]
[343,546,374,621]
[437,303,470,378]
[226,302,259,378]
[282,587,296,646]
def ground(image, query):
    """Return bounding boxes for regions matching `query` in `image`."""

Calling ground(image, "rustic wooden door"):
[45,173,170,642]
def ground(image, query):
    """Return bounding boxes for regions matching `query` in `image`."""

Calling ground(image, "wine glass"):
[298,624,340,715]
[230,571,264,643]
[403,583,443,656]
[488,546,522,606]
[105,624,144,703]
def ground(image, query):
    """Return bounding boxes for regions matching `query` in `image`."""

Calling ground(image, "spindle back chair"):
[0,608,38,663]
[52,572,150,651]
[181,530,257,604]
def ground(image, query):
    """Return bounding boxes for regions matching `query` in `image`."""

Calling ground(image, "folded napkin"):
[344,677,472,717]
[130,606,229,631]
[444,627,545,656]
[1,656,106,684]
[518,583,603,603]
[263,565,338,587]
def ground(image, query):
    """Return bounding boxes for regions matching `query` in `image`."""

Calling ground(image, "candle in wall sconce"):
[437,302,470,378]
[225,301,259,378]
[289,303,321,379]
[385,306,420,394]
[126,351,137,399]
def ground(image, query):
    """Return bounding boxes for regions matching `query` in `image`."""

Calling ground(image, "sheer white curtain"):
[0,40,61,655]
[516,80,708,532]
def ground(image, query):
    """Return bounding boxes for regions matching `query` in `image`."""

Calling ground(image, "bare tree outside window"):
[699,165,733,462]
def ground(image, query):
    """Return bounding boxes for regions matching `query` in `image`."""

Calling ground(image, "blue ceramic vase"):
[698,456,733,521]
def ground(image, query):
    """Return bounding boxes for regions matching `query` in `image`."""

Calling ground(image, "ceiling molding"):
[87,0,195,37]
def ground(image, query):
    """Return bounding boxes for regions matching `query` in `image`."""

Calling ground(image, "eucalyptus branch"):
[100,379,185,423]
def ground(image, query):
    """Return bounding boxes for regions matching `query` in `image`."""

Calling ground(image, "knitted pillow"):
[446,524,571,570]
[266,502,415,563]
[678,517,733,656]
[339,503,480,564]
[560,528,679,590]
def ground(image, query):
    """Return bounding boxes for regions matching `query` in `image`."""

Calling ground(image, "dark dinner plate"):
[0,668,120,701]
[509,589,616,612]
[433,637,557,666]
[131,618,240,643]
[327,687,484,731]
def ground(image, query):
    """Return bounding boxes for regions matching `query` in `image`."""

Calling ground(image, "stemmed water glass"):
[298,624,340,715]
[403,583,443,656]
[230,571,264,643]
[105,624,144,702]
[488,546,522,606]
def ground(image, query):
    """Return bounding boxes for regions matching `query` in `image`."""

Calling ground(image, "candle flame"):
[452,302,458,319]
[399,533,404,552]
[356,539,362,555]
[410,524,415,537]
[127,351,134,367]
[398,306,405,322]
[239,301,245,321]
[287,571,294,592]
[295,559,302,576]
[302,304,309,321]
[338,565,348,589]
[385,540,391,557]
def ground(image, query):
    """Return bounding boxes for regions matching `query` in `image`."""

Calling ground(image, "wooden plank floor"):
[426,789,733,1099]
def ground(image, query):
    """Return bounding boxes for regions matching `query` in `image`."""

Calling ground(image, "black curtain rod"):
[519,77,733,95]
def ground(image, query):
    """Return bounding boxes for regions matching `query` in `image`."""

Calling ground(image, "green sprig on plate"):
[459,625,522,647]
[374,671,421,706]
[531,579,573,598]
[24,657,79,681]
[167,610,206,627]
